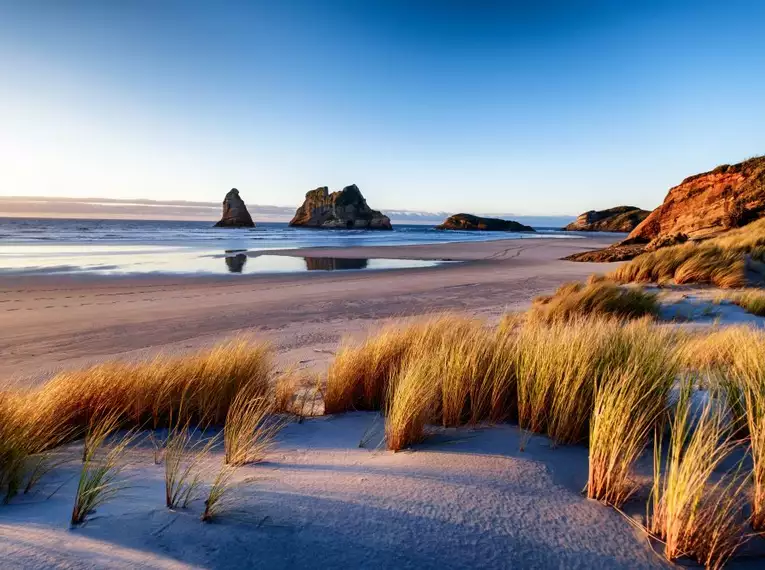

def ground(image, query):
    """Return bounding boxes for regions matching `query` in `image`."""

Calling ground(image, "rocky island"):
[436,213,535,232]
[214,188,256,228]
[289,185,392,230]
[563,206,650,232]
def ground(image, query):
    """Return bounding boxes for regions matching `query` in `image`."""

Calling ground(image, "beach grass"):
[531,277,659,323]
[5,306,765,565]
[325,315,477,415]
[223,390,281,466]
[201,463,237,522]
[727,336,765,529]
[587,341,677,506]
[165,422,217,509]
[648,382,746,569]
[0,385,73,503]
[730,289,765,316]
[612,218,765,288]
[21,340,273,435]
[71,414,136,526]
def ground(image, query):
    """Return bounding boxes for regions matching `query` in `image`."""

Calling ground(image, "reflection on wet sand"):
[225,253,247,273]
[303,257,368,271]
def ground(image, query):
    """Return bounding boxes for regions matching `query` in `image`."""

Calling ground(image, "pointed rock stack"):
[214,189,255,228]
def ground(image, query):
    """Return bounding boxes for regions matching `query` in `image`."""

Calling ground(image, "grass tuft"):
[531,279,659,323]
[165,423,217,509]
[223,390,281,466]
[201,463,237,522]
[648,381,746,568]
[730,289,765,316]
[71,415,136,526]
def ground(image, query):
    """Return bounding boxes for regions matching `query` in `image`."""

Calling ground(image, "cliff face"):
[289,185,392,230]
[628,156,765,242]
[436,214,535,232]
[214,189,255,228]
[564,206,650,232]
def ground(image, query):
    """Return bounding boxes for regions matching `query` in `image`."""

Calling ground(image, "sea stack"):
[289,185,392,230]
[436,213,535,232]
[214,189,255,228]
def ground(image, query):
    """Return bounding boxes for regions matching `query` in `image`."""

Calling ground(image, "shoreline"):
[0,236,619,383]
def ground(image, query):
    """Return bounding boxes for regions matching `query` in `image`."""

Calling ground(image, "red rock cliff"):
[628,156,765,242]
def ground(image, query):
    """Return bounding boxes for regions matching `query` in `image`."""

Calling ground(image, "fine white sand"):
[0,413,669,569]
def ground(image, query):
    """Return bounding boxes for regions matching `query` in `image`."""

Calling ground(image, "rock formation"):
[566,156,765,262]
[563,206,650,232]
[214,189,255,228]
[436,213,535,232]
[627,156,765,242]
[289,185,392,230]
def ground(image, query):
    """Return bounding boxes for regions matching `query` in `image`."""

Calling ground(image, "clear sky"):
[1,1,763,216]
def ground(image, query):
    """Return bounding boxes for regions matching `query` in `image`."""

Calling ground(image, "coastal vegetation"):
[2,303,765,566]
[611,218,765,288]
[530,276,659,322]
[730,288,765,316]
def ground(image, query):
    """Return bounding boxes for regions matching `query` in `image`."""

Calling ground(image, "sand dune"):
[0,413,667,569]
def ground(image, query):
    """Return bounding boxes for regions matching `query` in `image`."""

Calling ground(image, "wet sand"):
[0,236,619,383]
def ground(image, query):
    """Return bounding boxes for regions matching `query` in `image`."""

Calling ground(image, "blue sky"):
[1,1,763,216]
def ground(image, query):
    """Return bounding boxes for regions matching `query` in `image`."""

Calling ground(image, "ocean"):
[0,218,580,276]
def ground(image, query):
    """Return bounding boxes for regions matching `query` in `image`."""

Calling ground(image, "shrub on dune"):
[531,278,659,323]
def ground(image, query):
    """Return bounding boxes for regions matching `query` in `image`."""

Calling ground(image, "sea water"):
[0,218,579,276]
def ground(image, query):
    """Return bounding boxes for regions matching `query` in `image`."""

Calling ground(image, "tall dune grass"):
[384,321,519,450]
[516,317,677,445]
[223,390,281,466]
[725,336,765,530]
[648,382,746,568]
[730,289,765,316]
[587,333,678,506]
[16,340,273,436]
[385,356,439,451]
[0,386,73,503]
[612,218,765,288]
[325,315,477,414]
[381,314,679,452]
[531,278,659,323]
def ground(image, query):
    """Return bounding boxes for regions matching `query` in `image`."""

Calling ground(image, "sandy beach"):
[0,236,619,384]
